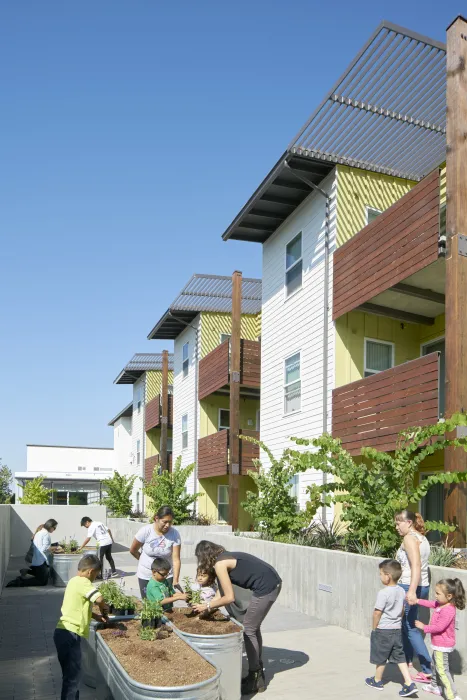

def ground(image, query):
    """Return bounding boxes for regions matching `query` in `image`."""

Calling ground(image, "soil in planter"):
[166,607,239,635]
[99,620,216,687]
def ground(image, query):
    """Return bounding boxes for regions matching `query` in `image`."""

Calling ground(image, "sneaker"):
[110,572,119,578]
[400,683,418,697]
[365,677,384,691]
[241,670,266,695]
[412,673,432,684]
[422,687,441,696]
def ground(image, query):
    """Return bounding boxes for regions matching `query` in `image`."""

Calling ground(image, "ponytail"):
[395,509,426,535]
[35,524,45,534]
[438,578,466,610]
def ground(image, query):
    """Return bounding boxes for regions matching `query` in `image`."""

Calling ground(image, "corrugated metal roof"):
[222,21,446,243]
[148,274,262,340]
[114,353,174,384]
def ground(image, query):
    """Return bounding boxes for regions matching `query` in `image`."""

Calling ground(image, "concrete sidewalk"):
[2,548,467,700]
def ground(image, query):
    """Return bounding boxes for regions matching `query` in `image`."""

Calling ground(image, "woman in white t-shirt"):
[395,509,432,683]
[130,506,181,598]
[6,518,58,588]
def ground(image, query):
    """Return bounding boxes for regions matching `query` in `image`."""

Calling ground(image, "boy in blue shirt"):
[146,557,187,611]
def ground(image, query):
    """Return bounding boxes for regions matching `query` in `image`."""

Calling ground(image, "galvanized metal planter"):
[95,625,221,700]
[83,615,135,689]
[165,617,243,700]
[51,553,82,587]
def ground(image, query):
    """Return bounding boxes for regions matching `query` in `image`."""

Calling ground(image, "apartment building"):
[148,273,261,529]
[221,21,448,520]
[113,352,173,511]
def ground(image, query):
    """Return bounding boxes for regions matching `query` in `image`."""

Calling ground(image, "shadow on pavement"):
[263,645,309,678]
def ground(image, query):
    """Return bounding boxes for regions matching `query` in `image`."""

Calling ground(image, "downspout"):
[284,162,331,523]
[168,312,200,514]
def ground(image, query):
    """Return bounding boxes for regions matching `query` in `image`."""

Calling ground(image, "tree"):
[289,414,467,552]
[19,476,54,504]
[101,472,136,517]
[143,457,199,523]
[240,436,309,537]
[0,461,13,504]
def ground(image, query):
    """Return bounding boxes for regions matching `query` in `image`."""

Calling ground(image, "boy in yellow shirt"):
[53,553,108,699]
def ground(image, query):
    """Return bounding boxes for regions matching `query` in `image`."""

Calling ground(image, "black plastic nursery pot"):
[141,617,163,629]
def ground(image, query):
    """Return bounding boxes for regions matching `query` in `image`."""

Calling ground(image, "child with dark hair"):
[192,568,218,605]
[146,557,187,612]
[366,559,417,697]
[415,578,465,700]
[54,554,109,700]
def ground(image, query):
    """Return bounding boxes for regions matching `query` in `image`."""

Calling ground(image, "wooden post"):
[444,16,467,545]
[229,271,242,530]
[160,350,169,472]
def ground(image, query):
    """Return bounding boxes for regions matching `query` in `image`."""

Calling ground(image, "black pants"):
[99,544,116,574]
[20,563,50,586]
[54,628,81,700]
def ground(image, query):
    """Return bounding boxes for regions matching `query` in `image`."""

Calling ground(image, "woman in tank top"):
[193,540,282,695]
[395,509,432,683]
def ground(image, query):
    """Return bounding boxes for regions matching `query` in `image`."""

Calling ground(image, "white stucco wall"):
[26,445,114,475]
[113,415,132,476]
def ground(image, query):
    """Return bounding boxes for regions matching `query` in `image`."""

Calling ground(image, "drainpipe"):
[284,162,331,524]
[168,312,200,514]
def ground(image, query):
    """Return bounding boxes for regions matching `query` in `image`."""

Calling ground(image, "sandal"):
[412,672,432,684]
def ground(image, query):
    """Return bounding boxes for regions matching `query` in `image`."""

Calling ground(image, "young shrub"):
[139,626,156,641]
[19,476,54,504]
[183,576,202,605]
[101,472,137,517]
[143,457,200,523]
[139,599,164,627]
[429,545,459,568]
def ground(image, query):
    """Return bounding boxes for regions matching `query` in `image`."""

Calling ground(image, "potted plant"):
[139,599,163,629]
[51,537,83,587]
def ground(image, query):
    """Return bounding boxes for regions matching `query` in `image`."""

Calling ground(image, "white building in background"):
[15,444,115,505]
[108,402,133,476]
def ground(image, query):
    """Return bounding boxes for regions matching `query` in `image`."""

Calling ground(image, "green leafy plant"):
[98,580,120,605]
[240,436,310,537]
[139,626,156,641]
[429,545,460,568]
[18,475,55,504]
[0,461,13,504]
[302,518,347,550]
[289,414,467,552]
[143,457,200,523]
[139,599,163,623]
[348,537,384,557]
[183,576,202,605]
[101,472,136,517]
[57,537,79,554]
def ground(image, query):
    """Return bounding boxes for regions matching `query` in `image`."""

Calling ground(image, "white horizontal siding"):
[260,170,337,514]
[131,375,146,510]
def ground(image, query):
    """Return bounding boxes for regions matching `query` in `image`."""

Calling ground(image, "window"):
[182,342,189,378]
[218,409,230,431]
[420,473,443,543]
[285,233,302,297]
[167,437,173,453]
[182,414,188,449]
[136,492,140,511]
[218,485,229,522]
[168,384,174,395]
[78,466,86,471]
[220,333,231,344]
[53,491,68,505]
[136,440,141,465]
[289,474,300,503]
[366,207,382,225]
[284,352,301,414]
[256,409,260,432]
[364,339,394,378]
[69,492,88,506]
[135,386,142,414]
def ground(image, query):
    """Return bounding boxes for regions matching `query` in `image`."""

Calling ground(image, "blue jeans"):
[399,583,431,675]
[53,628,81,700]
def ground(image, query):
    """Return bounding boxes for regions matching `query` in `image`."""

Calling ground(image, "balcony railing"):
[198,339,261,400]
[332,353,440,455]
[198,429,259,479]
[144,453,173,482]
[145,394,173,431]
[333,169,442,321]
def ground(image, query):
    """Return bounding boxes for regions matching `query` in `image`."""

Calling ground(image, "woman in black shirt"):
[193,540,282,694]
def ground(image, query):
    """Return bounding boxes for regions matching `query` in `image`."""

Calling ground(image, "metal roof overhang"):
[147,309,199,340]
[223,21,446,244]
[108,402,133,426]
[114,370,145,384]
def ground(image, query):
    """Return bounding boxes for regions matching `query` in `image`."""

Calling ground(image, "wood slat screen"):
[198,341,230,400]
[240,430,259,473]
[332,353,440,454]
[145,395,161,431]
[144,455,159,483]
[333,169,440,319]
[240,340,261,388]
[198,430,229,479]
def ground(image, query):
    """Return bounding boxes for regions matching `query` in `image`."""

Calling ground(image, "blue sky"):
[0,1,457,473]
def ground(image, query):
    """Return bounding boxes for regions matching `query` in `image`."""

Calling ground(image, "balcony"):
[198,340,261,401]
[332,353,440,455]
[198,429,259,479]
[144,453,173,482]
[333,169,445,326]
[145,394,173,431]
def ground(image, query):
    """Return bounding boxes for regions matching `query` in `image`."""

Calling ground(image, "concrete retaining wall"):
[211,533,467,672]
[9,505,107,556]
[0,506,10,587]
[108,518,232,559]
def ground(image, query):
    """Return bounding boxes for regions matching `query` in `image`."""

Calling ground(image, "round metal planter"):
[51,553,82,587]
[83,615,135,689]
[95,625,221,700]
[165,618,243,700]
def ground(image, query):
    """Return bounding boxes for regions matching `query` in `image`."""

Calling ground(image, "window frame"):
[218,408,230,431]
[181,413,188,450]
[284,350,302,415]
[136,386,142,414]
[220,333,231,345]
[217,485,230,523]
[284,232,303,299]
[366,206,382,225]
[182,342,189,378]
[167,437,173,453]
[363,338,394,378]
[136,439,141,466]
[256,408,260,432]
